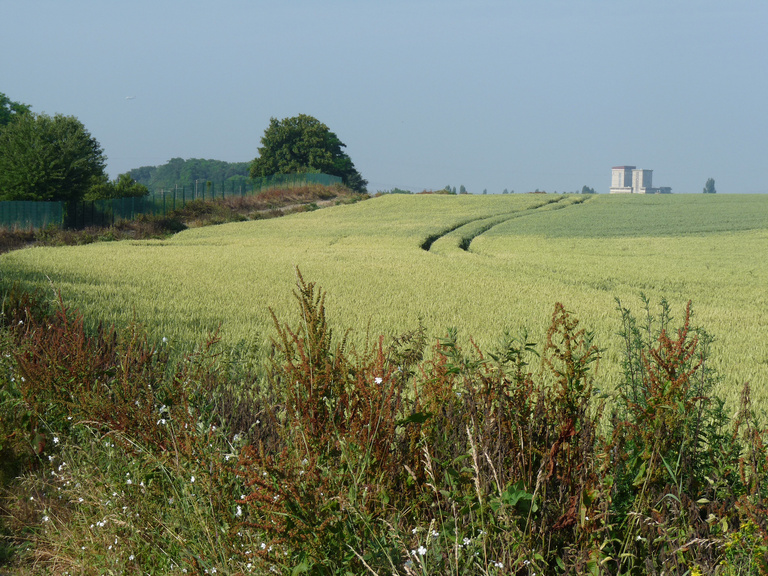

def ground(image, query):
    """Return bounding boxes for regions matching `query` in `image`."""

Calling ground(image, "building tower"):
[631,169,654,194]
[610,166,635,193]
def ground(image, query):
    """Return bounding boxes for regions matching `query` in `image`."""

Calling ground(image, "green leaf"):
[632,461,647,488]
[395,411,432,427]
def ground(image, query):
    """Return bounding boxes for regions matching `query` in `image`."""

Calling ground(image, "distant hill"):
[127,158,251,191]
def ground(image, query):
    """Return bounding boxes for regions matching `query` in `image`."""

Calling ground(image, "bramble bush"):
[1,275,767,575]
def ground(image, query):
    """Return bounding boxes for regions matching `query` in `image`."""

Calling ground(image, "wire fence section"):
[0,173,342,230]
[0,201,65,230]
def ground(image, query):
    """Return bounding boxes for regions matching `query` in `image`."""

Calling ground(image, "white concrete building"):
[610,166,670,194]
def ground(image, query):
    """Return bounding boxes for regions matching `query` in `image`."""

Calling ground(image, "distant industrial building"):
[609,166,671,194]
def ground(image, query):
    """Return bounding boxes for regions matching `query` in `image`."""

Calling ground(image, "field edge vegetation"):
[0,183,365,254]
[1,274,767,575]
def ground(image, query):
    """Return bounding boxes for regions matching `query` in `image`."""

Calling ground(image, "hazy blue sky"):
[3,1,766,193]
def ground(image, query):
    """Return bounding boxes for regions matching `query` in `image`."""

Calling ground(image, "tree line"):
[0,93,368,204]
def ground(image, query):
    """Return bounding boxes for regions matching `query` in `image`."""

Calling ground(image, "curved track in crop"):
[421,195,591,253]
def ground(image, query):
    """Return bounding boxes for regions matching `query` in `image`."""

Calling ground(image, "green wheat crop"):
[1,193,767,409]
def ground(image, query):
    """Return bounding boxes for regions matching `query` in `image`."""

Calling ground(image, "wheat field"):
[2,192,767,409]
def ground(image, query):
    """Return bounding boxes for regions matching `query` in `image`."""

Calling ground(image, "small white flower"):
[431,529,439,537]
[190,476,195,483]
[236,505,242,517]
[157,418,166,426]
[418,545,427,556]
[42,515,49,522]
[374,377,383,384]
[129,555,134,561]
[53,436,59,444]
[162,337,168,343]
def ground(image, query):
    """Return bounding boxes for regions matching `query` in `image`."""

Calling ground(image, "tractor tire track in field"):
[459,195,592,252]
[421,195,591,253]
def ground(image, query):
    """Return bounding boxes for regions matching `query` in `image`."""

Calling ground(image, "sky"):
[3,0,767,194]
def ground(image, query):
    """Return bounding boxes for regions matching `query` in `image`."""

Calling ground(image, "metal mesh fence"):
[0,173,342,230]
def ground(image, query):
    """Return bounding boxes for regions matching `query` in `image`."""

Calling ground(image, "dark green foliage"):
[85,173,149,201]
[0,113,107,202]
[581,185,596,194]
[127,157,251,191]
[704,177,717,194]
[0,93,31,127]
[250,114,368,193]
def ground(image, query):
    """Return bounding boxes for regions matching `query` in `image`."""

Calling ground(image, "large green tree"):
[250,114,367,193]
[703,177,717,194]
[0,92,31,127]
[0,112,107,202]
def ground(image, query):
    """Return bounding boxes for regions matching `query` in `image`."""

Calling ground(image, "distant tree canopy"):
[250,114,367,193]
[127,158,251,191]
[0,112,107,202]
[581,185,597,194]
[703,178,717,194]
[0,92,31,127]
[85,173,149,201]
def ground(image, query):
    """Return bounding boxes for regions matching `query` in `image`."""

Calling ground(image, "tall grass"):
[1,275,767,574]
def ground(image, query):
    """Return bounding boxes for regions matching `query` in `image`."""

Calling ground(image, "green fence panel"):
[0,201,64,230]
